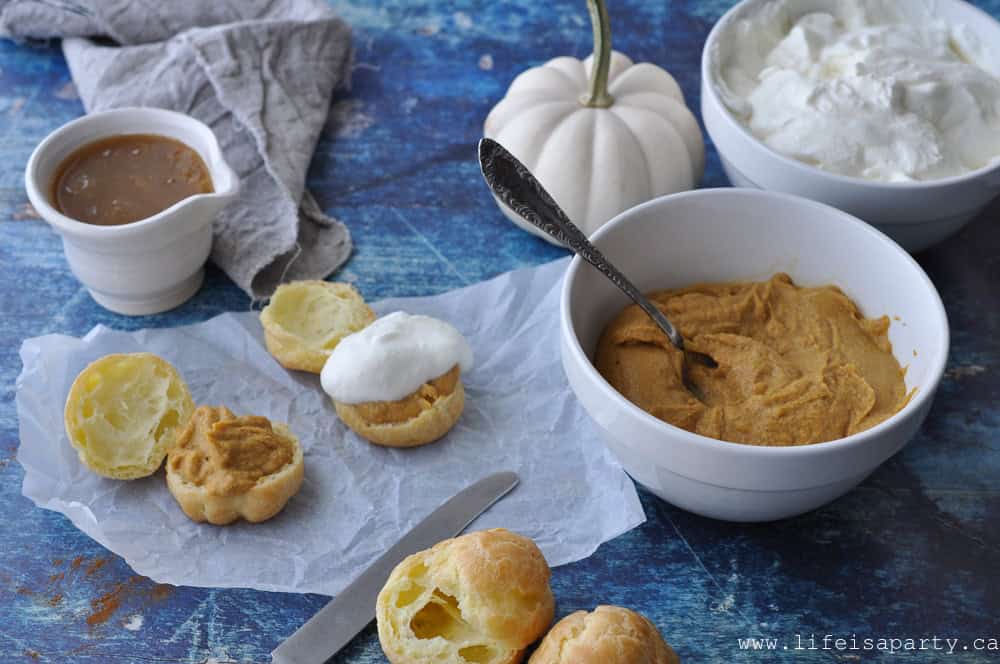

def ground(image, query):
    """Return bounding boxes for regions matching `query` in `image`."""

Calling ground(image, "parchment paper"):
[15,258,644,596]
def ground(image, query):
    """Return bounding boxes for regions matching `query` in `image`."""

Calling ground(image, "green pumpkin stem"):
[582,0,614,108]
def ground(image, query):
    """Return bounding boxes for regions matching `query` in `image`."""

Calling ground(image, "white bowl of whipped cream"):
[702,0,1000,252]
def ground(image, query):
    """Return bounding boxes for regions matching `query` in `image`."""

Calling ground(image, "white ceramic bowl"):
[26,108,239,315]
[701,0,1000,253]
[560,188,949,522]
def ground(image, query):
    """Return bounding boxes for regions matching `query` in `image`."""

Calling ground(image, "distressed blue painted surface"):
[2,0,999,661]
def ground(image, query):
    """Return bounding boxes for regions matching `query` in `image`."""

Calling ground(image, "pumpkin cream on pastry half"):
[334,365,465,448]
[321,311,473,448]
[260,280,375,374]
[376,528,555,664]
[528,605,679,664]
[166,406,304,525]
[64,353,193,480]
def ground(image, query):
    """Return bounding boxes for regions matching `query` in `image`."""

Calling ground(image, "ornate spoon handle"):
[477,137,685,351]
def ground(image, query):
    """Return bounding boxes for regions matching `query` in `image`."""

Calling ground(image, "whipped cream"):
[320,311,473,404]
[715,0,1000,181]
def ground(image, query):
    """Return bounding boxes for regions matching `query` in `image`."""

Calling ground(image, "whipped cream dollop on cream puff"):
[321,311,473,404]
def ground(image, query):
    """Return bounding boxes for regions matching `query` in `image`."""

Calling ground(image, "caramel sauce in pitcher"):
[52,134,213,226]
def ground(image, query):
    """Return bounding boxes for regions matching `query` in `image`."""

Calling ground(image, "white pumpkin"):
[484,0,704,243]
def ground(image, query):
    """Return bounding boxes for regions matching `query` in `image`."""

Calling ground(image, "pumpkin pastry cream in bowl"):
[596,273,910,446]
[166,406,304,525]
[560,189,949,521]
[321,312,473,448]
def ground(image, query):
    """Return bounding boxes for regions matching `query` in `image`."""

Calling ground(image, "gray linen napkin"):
[1,1,353,299]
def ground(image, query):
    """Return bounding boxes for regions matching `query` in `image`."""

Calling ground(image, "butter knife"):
[271,471,520,664]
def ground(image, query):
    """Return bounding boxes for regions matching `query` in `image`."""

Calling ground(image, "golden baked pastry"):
[528,606,679,664]
[377,528,554,664]
[166,406,305,525]
[260,280,375,374]
[64,353,193,480]
[334,365,465,448]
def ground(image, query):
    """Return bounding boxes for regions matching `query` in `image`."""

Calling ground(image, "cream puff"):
[165,405,304,525]
[260,280,375,374]
[321,311,473,448]
[376,528,554,664]
[64,353,194,479]
[528,605,679,664]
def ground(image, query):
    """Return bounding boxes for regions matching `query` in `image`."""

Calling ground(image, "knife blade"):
[271,471,520,664]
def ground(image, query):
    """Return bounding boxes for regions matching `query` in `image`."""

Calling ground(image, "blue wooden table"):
[2,1,998,661]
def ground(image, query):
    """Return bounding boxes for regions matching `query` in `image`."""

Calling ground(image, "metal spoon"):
[478,137,717,401]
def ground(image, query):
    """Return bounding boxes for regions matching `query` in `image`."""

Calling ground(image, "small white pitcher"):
[25,107,239,315]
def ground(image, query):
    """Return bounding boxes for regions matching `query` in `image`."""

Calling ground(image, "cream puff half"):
[260,280,375,374]
[334,365,465,447]
[64,353,193,479]
[166,405,304,525]
[322,311,473,448]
